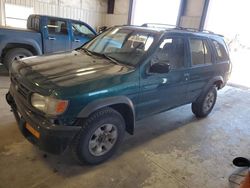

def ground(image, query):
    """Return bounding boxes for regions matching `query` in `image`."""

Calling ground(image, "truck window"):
[72,23,95,37]
[212,40,229,62]
[47,19,68,35]
[190,39,212,66]
[33,17,40,31]
[28,16,40,31]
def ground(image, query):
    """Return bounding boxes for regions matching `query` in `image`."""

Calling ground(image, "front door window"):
[152,37,185,70]
[72,23,95,38]
[47,19,68,35]
[44,18,70,53]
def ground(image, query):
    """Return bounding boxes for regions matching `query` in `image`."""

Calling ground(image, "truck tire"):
[191,86,217,118]
[3,48,33,70]
[72,107,125,165]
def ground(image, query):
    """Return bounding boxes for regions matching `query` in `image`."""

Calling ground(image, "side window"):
[190,39,212,66]
[72,23,95,37]
[29,16,40,31]
[203,40,212,64]
[212,40,229,62]
[34,17,40,31]
[47,19,68,35]
[153,37,185,70]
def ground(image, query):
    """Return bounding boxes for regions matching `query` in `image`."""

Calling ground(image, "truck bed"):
[0,26,37,33]
[0,26,43,57]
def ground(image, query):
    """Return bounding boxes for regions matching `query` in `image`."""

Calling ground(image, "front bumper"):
[6,90,81,154]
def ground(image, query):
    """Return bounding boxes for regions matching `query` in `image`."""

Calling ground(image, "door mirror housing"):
[149,62,171,74]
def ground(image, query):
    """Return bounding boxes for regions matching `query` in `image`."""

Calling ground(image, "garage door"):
[131,0,181,26]
[205,0,250,87]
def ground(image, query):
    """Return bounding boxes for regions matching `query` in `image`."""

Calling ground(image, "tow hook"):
[6,92,15,109]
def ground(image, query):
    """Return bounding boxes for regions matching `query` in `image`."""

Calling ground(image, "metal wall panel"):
[0,0,106,28]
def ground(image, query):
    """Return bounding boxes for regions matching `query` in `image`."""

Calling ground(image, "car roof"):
[29,14,88,24]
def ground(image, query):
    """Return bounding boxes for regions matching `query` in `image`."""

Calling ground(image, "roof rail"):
[142,23,200,32]
[142,23,223,37]
[202,29,215,34]
[141,23,178,29]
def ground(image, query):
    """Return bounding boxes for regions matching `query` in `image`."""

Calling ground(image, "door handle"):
[48,37,56,40]
[162,78,168,84]
[184,73,190,81]
[74,39,80,42]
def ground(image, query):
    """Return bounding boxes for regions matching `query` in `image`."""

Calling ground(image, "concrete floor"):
[0,65,250,188]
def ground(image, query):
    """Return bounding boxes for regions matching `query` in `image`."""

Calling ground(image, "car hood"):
[13,50,135,89]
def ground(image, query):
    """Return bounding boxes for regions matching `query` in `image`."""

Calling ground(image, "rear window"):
[212,40,229,62]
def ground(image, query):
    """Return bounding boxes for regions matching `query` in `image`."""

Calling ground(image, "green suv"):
[6,25,231,165]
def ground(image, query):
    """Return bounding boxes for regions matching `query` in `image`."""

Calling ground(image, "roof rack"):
[202,29,215,34]
[141,23,223,36]
[141,23,178,29]
[142,23,201,32]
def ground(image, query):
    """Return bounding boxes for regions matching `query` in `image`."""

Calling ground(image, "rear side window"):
[212,40,229,62]
[190,39,212,66]
[27,16,39,31]
[47,19,68,35]
[33,17,40,31]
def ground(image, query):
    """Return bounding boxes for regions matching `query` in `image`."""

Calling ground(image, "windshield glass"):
[83,27,155,66]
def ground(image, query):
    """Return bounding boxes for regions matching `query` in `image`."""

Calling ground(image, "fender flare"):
[77,96,135,134]
[0,39,42,57]
[203,76,224,94]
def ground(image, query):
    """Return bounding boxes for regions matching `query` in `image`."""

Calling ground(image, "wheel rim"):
[12,54,27,62]
[203,91,215,113]
[88,124,118,156]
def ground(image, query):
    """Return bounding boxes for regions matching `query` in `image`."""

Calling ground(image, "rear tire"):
[3,48,33,70]
[192,86,217,118]
[72,107,125,165]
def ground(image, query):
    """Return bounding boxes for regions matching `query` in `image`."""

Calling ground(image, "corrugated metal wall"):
[0,0,107,28]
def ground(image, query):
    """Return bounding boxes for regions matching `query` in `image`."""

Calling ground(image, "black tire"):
[192,86,217,118]
[3,48,33,70]
[72,107,125,165]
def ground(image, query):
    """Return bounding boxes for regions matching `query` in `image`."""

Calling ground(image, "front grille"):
[11,75,31,100]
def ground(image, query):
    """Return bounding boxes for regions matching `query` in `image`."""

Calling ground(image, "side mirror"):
[150,62,171,74]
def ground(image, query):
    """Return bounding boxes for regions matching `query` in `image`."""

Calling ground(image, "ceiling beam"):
[108,0,115,14]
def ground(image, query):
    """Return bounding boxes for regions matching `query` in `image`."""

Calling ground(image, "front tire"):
[3,48,33,70]
[192,86,217,118]
[72,107,125,165]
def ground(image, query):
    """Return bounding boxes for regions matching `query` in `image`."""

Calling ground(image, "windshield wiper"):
[79,49,121,65]
[80,48,94,56]
[101,53,121,65]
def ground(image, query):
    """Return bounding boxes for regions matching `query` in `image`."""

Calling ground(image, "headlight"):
[31,93,68,115]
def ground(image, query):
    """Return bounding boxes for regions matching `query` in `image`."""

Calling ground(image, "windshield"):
[83,27,155,66]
